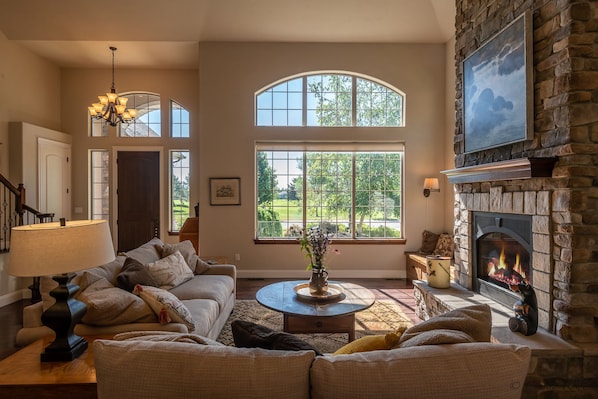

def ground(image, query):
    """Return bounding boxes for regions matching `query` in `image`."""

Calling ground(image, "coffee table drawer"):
[284,314,354,334]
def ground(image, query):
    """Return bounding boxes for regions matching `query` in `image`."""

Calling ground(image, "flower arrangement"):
[299,226,338,271]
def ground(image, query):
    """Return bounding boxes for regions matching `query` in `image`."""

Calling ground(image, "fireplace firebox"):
[472,212,532,308]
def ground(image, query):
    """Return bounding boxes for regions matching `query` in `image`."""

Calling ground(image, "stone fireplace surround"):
[435,0,598,395]
[412,158,597,396]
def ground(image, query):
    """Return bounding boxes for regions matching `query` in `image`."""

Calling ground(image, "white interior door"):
[38,138,71,220]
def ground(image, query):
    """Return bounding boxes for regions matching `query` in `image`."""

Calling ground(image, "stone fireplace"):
[415,0,598,395]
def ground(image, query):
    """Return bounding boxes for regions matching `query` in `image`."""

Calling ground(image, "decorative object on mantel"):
[441,157,558,184]
[463,10,533,153]
[88,47,137,127]
[8,219,115,361]
[422,177,440,197]
[426,255,451,288]
[299,226,339,295]
[508,281,538,336]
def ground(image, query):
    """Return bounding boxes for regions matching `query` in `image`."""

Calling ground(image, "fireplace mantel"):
[441,157,557,184]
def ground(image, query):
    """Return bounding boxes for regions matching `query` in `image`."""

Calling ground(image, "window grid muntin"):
[170,150,190,232]
[171,100,190,138]
[256,149,403,239]
[119,93,161,137]
[90,150,109,220]
[255,73,404,127]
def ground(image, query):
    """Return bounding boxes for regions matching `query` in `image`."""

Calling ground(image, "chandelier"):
[88,47,137,127]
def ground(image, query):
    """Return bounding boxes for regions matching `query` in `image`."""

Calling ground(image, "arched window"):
[256,72,404,127]
[119,92,161,137]
[254,72,405,241]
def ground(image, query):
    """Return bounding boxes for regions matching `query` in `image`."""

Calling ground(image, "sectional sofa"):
[16,237,236,346]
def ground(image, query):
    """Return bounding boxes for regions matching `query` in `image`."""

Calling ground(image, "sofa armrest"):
[22,301,44,328]
[203,264,236,280]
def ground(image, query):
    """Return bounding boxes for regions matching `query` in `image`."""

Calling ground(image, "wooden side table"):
[0,335,110,399]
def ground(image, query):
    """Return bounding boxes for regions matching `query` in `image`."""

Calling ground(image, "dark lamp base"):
[40,274,88,362]
[41,336,88,362]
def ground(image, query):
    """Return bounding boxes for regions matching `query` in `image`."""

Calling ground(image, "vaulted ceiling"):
[0,0,455,69]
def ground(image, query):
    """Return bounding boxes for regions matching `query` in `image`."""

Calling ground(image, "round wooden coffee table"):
[255,280,375,341]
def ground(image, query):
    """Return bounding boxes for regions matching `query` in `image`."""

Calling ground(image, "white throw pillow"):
[145,250,193,289]
[133,284,196,332]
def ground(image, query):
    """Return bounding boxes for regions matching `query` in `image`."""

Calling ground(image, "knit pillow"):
[231,319,322,356]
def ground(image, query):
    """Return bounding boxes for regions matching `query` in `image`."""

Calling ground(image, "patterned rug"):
[217,299,413,353]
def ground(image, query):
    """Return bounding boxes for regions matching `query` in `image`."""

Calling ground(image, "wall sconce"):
[423,178,440,197]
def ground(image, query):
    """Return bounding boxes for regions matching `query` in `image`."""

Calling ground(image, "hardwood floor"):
[0,278,418,361]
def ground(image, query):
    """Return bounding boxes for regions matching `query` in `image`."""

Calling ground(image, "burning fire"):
[486,246,527,285]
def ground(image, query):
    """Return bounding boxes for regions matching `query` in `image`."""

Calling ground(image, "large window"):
[170,150,190,231]
[256,143,403,240]
[256,73,404,127]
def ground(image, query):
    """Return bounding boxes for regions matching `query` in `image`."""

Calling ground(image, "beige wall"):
[0,32,62,303]
[199,42,449,278]
[444,36,456,231]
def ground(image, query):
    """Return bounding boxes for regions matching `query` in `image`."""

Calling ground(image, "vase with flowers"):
[299,226,336,295]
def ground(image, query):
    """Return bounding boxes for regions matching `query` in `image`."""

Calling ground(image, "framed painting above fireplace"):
[462,10,533,153]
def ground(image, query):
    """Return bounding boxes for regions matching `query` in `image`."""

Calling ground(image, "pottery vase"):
[309,269,329,295]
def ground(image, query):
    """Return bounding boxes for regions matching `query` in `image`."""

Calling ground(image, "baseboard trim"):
[236,269,404,279]
[0,289,29,308]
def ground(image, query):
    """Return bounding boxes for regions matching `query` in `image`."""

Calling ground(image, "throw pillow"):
[433,233,454,257]
[398,329,475,348]
[333,330,404,355]
[116,257,159,292]
[399,304,492,346]
[133,284,196,332]
[79,284,156,325]
[231,319,322,356]
[145,251,194,289]
[420,230,440,253]
[159,240,202,274]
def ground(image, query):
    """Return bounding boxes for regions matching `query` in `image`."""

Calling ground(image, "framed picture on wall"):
[462,10,533,153]
[210,177,241,205]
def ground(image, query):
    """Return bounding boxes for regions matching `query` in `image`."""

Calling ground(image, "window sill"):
[254,239,406,245]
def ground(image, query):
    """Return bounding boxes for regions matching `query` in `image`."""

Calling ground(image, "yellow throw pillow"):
[333,329,405,355]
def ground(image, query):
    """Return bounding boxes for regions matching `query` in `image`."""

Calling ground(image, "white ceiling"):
[0,0,456,69]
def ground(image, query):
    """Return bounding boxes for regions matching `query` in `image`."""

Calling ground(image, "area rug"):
[216,299,413,353]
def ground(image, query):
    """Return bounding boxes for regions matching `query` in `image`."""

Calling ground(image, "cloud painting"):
[463,12,531,153]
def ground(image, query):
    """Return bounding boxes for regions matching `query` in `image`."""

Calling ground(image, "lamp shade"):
[8,220,115,277]
[423,178,440,191]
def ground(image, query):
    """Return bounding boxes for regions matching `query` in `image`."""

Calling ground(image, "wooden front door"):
[117,151,160,252]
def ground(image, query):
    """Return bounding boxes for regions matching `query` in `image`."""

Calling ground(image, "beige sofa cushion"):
[168,275,234,311]
[94,339,315,399]
[310,343,531,399]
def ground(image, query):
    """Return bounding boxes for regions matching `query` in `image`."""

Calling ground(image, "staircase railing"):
[0,173,55,303]
[0,173,55,251]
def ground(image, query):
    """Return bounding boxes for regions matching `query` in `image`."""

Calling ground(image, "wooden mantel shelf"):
[441,157,557,184]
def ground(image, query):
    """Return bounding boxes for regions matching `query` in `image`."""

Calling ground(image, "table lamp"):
[8,219,115,362]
